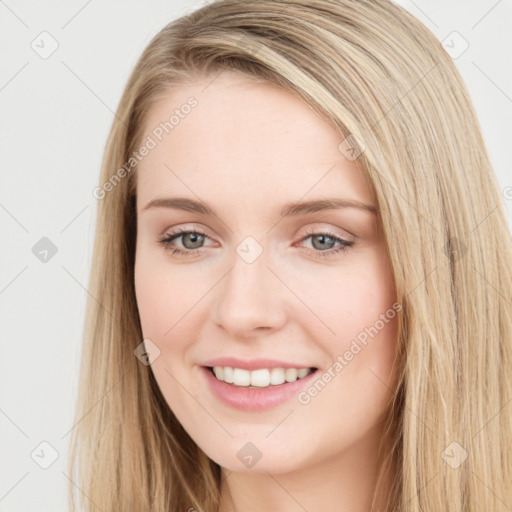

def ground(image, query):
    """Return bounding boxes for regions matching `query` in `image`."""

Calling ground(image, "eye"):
[297,229,354,259]
[158,228,212,258]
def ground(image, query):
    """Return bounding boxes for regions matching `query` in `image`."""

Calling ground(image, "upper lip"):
[201,357,317,371]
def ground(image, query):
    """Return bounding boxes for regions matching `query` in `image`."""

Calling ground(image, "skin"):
[134,70,400,512]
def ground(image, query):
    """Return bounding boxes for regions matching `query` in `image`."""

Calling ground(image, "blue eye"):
[158,229,209,257]
[158,228,353,259]
[299,230,353,258]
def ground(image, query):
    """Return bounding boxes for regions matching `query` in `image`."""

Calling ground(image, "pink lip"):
[201,357,316,371]
[200,366,319,411]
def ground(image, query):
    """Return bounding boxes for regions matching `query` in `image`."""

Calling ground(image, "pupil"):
[185,232,203,249]
[313,234,333,250]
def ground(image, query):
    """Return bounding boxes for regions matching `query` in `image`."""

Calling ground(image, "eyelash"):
[157,228,354,259]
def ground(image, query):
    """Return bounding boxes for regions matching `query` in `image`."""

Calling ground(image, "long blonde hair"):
[67,1,512,510]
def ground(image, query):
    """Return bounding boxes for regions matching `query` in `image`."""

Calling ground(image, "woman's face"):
[134,70,400,474]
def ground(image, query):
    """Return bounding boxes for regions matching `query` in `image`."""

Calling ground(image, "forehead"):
[135,70,374,210]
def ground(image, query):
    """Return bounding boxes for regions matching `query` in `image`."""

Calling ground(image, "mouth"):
[200,364,320,411]
[204,365,318,389]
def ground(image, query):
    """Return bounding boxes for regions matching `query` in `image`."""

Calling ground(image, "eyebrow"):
[142,197,379,216]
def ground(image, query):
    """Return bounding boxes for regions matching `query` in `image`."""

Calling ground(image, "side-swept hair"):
[68,1,512,510]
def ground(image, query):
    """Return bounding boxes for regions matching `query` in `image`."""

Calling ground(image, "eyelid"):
[298,224,355,242]
[161,223,216,239]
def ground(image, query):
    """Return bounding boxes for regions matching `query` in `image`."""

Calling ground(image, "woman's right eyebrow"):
[141,196,379,217]
[142,197,213,215]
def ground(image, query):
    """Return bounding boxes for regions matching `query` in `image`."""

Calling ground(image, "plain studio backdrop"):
[0,1,511,510]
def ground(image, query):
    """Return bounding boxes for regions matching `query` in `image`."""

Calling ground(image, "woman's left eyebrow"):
[141,196,379,217]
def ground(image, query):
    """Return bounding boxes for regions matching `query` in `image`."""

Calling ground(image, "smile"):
[209,366,315,388]
[201,366,319,411]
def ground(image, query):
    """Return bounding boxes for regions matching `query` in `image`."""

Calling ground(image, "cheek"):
[336,254,399,400]
[134,253,168,339]
[134,249,215,372]
[303,249,399,397]
[135,248,196,337]
[298,249,397,347]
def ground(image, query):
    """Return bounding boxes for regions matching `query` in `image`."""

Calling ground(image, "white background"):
[1,1,511,510]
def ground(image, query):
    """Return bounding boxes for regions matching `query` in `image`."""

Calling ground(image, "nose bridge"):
[213,235,286,334]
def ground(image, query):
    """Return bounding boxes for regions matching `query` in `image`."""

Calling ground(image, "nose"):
[212,242,288,338]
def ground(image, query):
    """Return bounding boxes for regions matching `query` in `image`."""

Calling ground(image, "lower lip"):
[200,366,318,411]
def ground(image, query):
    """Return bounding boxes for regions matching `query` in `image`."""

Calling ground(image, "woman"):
[68,1,512,510]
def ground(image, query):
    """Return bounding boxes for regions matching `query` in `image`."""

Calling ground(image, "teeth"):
[212,366,314,388]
